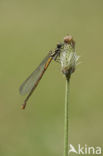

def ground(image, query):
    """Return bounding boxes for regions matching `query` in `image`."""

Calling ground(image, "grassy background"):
[0,0,103,156]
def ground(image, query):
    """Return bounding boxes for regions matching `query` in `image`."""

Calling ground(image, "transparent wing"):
[19,53,51,95]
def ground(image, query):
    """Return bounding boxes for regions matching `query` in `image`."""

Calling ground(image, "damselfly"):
[19,36,74,109]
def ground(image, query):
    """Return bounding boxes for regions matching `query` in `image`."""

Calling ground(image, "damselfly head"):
[57,42,62,49]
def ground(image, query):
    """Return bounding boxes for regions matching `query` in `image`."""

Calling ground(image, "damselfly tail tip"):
[21,102,26,109]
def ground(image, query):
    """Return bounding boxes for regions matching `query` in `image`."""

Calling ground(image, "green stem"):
[64,78,70,156]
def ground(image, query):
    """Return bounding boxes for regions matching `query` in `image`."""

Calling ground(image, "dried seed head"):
[60,35,79,79]
[64,35,72,43]
[64,35,75,48]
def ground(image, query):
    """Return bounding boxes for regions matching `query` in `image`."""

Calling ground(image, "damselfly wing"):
[19,53,53,109]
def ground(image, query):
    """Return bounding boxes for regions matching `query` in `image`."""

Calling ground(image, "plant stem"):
[64,77,70,156]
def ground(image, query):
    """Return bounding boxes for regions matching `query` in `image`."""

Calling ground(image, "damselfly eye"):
[57,43,62,48]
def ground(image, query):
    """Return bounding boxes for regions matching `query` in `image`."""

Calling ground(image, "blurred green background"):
[0,0,103,156]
